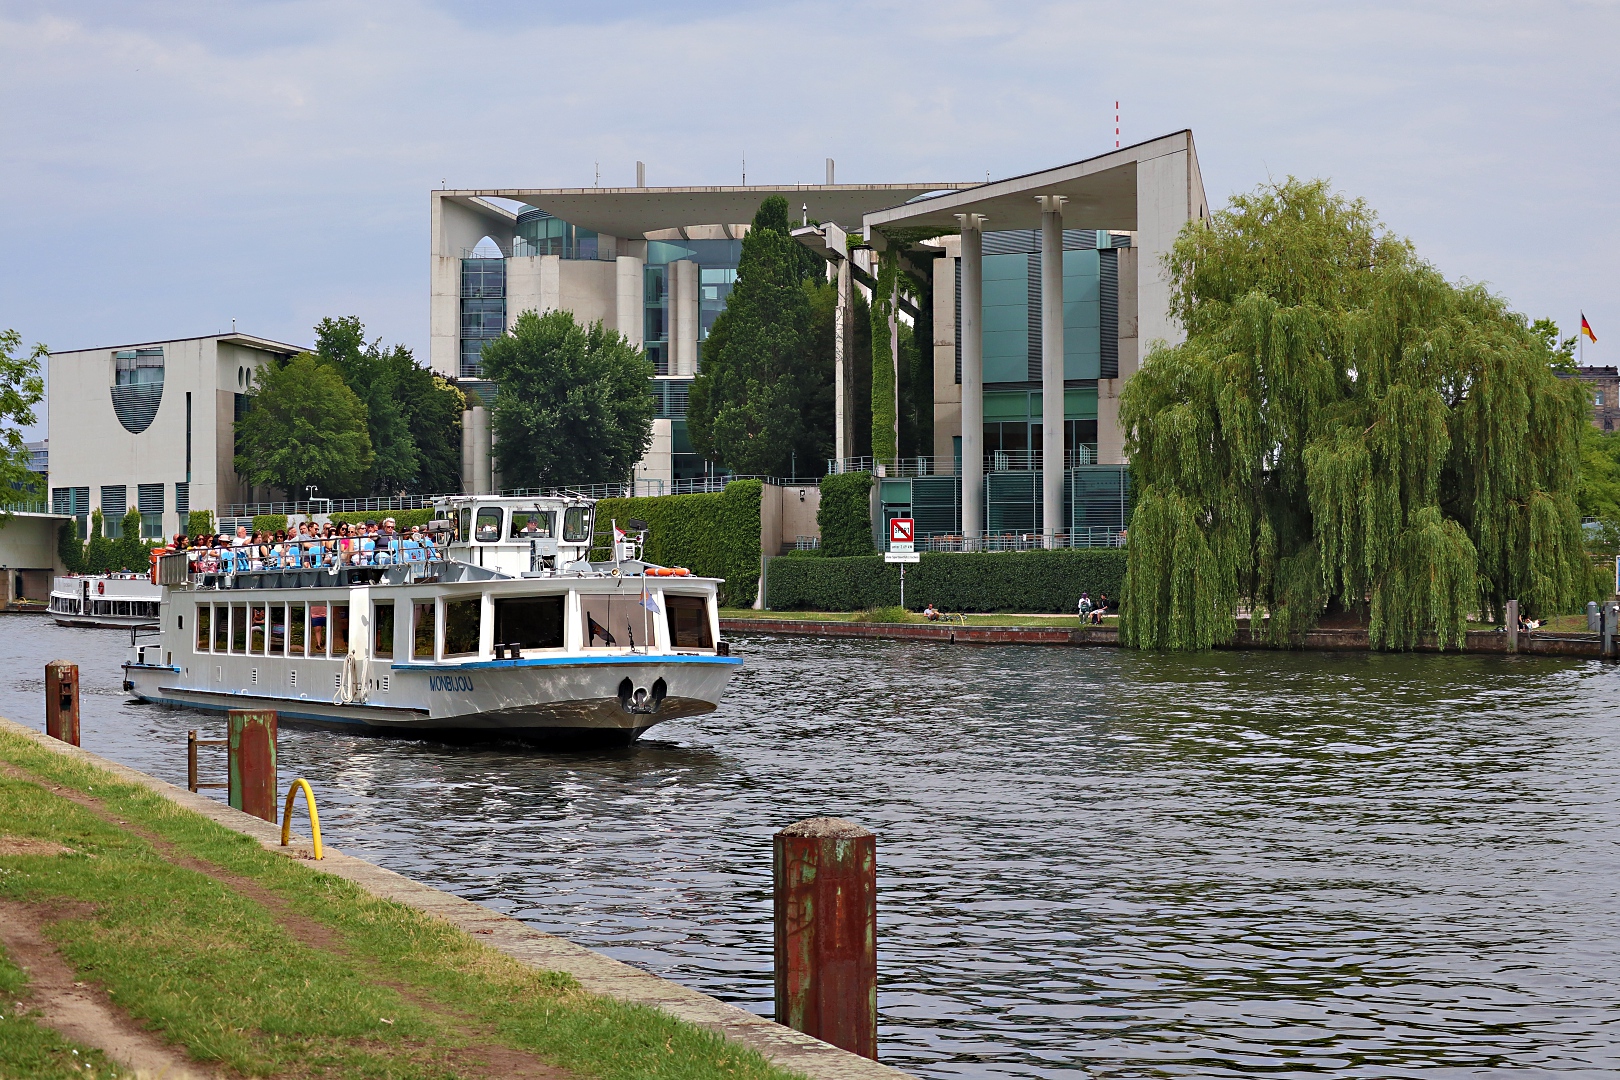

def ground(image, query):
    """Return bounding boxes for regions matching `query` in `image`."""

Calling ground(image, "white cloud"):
[2,0,1617,435]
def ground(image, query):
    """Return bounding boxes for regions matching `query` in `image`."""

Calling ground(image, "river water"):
[3,614,1618,1077]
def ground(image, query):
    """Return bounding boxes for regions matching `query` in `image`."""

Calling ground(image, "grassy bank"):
[0,729,799,1080]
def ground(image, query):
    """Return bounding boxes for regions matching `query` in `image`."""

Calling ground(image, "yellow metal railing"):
[280,778,324,860]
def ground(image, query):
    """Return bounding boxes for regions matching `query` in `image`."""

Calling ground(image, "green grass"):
[0,949,124,1079]
[722,608,1116,628]
[0,731,804,1080]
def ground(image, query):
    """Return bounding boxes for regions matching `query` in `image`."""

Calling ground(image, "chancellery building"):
[431,131,1208,546]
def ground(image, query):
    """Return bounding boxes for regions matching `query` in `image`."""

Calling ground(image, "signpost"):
[885,519,918,608]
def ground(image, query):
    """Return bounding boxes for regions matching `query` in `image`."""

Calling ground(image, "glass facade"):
[459,258,505,378]
[643,239,741,376]
[513,207,597,259]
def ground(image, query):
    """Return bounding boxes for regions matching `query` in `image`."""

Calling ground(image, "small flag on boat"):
[640,593,661,614]
[1583,313,1598,343]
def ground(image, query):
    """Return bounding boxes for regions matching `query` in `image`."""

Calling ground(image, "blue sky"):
[3,1,1616,437]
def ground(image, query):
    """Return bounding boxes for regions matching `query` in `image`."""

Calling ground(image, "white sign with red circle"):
[889,517,914,553]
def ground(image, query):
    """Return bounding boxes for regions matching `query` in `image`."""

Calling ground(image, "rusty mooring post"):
[1506,599,1519,653]
[227,710,277,822]
[773,817,878,1059]
[44,661,80,746]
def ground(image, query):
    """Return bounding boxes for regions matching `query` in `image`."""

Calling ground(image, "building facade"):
[431,134,1208,542]
[1560,366,1620,432]
[46,333,304,538]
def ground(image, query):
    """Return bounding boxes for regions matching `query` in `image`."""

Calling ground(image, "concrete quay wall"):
[721,618,1607,658]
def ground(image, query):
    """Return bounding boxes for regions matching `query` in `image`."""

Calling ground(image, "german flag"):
[1583,313,1598,343]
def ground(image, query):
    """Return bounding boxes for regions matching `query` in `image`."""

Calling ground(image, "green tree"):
[115,509,148,571]
[235,353,374,499]
[688,197,816,476]
[480,309,654,487]
[1120,178,1590,652]
[84,509,115,573]
[313,317,418,495]
[393,362,466,494]
[0,329,46,525]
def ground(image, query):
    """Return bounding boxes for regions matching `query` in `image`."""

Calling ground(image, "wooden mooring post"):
[773,817,878,1059]
[44,661,80,746]
[227,710,278,822]
[1506,599,1519,653]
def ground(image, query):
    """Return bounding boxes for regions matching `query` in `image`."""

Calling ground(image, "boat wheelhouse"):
[50,573,163,629]
[122,495,740,745]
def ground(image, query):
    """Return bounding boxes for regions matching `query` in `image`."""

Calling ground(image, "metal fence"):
[910,527,1125,552]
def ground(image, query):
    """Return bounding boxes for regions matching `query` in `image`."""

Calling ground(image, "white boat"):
[121,494,741,745]
[50,573,163,629]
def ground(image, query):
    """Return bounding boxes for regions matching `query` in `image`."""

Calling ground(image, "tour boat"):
[120,495,741,745]
[50,573,163,629]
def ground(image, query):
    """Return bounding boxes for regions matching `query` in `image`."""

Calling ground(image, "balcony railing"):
[907,527,1126,552]
[827,448,1103,477]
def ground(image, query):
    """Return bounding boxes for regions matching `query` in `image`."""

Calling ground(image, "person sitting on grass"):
[1090,593,1110,624]
[924,603,940,621]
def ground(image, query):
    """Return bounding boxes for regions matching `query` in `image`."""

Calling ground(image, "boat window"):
[458,508,471,542]
[311,603,328,657]
[667,595,714,649]
[373,602,394,659]
[250,605,266,654]
[195,605,210,653]
[563,506,590,543]
[214,604,228,652]
[475,507,503,543]
[231,604,247,653]
[413,601,436,661]
[289,604,306,657]
[580,593,648,650]
[493,596,564,651]
[270,604,287,656]
[444,598,481,657]
[510,510,555,539]
[331,604,349,655]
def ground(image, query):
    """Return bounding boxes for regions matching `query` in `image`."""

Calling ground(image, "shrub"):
[594,479,763,607]
[187,510,216,537]
[817,472,874,556]
[766,548,1127,613]
[57,520,84,574]
[252,514,289,535]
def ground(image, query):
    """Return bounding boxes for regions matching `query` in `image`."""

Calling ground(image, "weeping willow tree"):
[1120,179,1591,651]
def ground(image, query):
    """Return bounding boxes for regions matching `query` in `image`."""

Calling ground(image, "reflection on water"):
[4,616,1620,1077]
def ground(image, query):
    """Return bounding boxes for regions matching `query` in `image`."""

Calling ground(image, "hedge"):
[818,472,875,556]
[593,479,763,607]
[765,548,1127,613]
[251,514,288,535]
[187,510,216,537]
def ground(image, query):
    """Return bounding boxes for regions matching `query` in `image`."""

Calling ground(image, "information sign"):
[883,551,920,563]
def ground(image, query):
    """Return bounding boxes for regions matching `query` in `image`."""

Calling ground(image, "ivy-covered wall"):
[817,472,875,556]
[595,479,764,607]
[766,548,1127,613]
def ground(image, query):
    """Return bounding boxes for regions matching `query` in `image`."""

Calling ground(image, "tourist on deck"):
[232,525,248,548]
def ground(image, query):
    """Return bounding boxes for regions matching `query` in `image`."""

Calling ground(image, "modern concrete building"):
[47,333,304,538]
[433,133,1208,542]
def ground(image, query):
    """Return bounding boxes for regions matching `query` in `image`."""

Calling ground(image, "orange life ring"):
[673,567,690,577]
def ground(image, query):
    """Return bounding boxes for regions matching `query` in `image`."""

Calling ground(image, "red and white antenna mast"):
[1115,101,1120,148]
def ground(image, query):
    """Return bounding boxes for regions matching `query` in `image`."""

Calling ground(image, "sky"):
[2,0,1617,439]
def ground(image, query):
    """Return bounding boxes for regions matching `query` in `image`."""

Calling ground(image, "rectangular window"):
[493,596,564,651]
[373,602,394,659]
[563,506,590,542]
[331,604,349,655]
[195,605,211,653]
[214,604,229,652]
[444,598,481,657]
[667,595,714,649]
[249,604,266,654]
[270,604,287,656]
[310,603,328,656]
[231,604,248,653]
[580,594,648,650]
[175,481,189,515]
[413,601,436,661]
[474,507,503,542]
[138,483,164,540]
[289,604,306,656]
[509,510,555,538]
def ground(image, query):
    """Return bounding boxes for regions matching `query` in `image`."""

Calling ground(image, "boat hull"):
[123,652,741,745]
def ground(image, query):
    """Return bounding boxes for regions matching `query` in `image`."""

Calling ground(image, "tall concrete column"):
[460,409,474,493]
[471,405,491,495]
[1040,196,1067,548]
[616,256,644,346]
[957,214,986,540]
[834,255,851,466]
